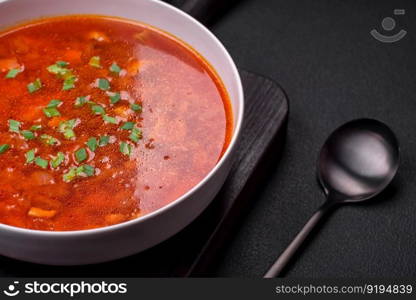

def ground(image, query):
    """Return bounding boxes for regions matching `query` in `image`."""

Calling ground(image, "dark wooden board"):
[184,69,288,276]
[0,70,288,277]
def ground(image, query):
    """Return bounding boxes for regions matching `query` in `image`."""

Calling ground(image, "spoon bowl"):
[318,119,400,202]
[264,118,400,278]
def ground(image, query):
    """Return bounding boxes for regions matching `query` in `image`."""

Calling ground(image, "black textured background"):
[2,0,416,278]
[186,0,416,277]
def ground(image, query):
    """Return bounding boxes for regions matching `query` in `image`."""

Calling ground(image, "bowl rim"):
[0,0,244,236]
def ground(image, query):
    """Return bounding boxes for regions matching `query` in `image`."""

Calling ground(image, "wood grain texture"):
[0,70,288,277]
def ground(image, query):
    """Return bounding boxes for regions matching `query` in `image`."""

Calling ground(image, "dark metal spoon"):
[264,118,400,278]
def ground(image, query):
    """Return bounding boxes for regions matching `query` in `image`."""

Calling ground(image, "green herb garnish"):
[75,96,89,107]
[0,144,10,154]
[91,105,105,115]
[25,149,36,163]
[30,124,42,131]
[120,122,134,130]
[109,62,121,74]
[8,119,21,133]
[21,130,35,140]
[130,103,142,112]
[102,114,117,124]
[77,164,95,177]
[89,56,101,68]
[5,68,21,79]
[27,78,42,93]
[98,78,110,91]
[63,129,75,139]
[47,64,66,75]
[58,119,77,139]
[63,75,76,90]
[63,167,77,182]
[50,152,65,168]
[63,164,95,182]
[47,61,69,76]
[75,148,87,163]
[56,61,68,67]
[99,136,110,146]
[40,134,59,146]
[86,137,98,152]
[120,142,132,156]
[47,99,63,108]
[47,61,76,90]
[59,119,77,129]
[129,127,142,143]
[43,107,61,118]
[109,92,121,104]
[35,157,48,169]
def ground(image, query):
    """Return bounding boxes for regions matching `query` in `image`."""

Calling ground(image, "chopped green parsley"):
[86,137,98,152]
[27,78,42,93]
[8,119,21,133]
[25,149,36,163]
[99,136,110,146]
[30,124,42,131]
[63,164,95,182]
[74,96,90,107]
[129,127,142,143]
[120,122,134,130]
[58,119,78,139]
[43,107,61,118]
[130,103,142,112]
[91,105,105,115]
[109,92,121,104]
[40,134,59,146]
[0,144,10,154]
[109,62,121,74]
[21,130,35,140]
[5,68,21,79]
[98,78,110,91]
[63,75,76,90]
[120,141,132,156]
[75,148,88,163]
[47,99,63,108]
[102,114,117,124]
[35,157,48,169]
[50,152,65,168]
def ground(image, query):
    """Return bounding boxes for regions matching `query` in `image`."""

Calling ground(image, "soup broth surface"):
[0,16,232,231]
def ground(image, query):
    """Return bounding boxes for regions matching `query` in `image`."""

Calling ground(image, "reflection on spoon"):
[264,119,400,278]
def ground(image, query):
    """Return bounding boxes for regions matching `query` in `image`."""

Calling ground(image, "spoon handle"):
[264,201,334,278]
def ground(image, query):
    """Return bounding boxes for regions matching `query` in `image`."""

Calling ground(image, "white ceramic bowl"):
[0,0,244,265]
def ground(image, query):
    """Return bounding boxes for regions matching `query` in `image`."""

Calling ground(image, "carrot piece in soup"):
[28,207,57,218]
